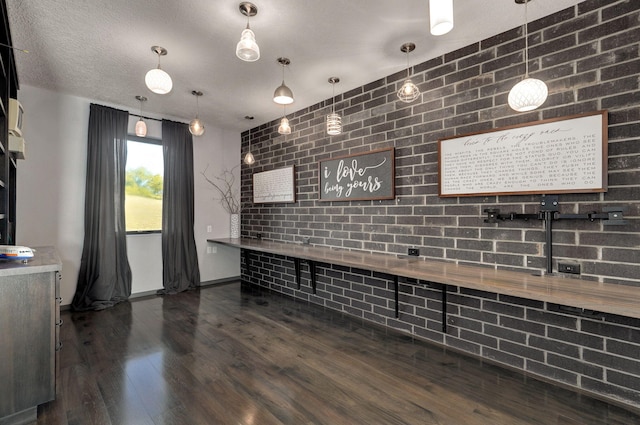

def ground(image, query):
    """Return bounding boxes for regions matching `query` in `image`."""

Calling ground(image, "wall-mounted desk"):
[208,238,640,321]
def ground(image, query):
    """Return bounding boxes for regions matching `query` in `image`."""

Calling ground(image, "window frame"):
[125,135,164,235]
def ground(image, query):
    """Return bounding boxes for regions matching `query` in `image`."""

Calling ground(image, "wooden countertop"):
[208,238,640,319]
[0,246,61,277]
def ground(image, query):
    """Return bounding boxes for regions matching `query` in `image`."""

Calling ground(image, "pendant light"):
[508,0,548,112]
[429,0,454,36]
[397,43,420,103]
[134,95,147,137]
[145,46,173,94]
[189,90,205,136]
[243,115,256,165]
[278,105,291,135]
[326,77,342,135]
[236,2,260,62]
[273,57,294,105]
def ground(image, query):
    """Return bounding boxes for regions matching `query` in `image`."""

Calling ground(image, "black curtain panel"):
[72,104,132,311]
[159,119,200,294]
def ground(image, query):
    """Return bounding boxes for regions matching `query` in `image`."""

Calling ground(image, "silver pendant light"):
[243,115,256,165]
[273,57,294,105]
[326,77,342,135]
[134,95,147,137]
[145,46,173,94]
[236,2,260,62]
[397,43,420,103]
[189,90,205,136]
[508,0,548,112]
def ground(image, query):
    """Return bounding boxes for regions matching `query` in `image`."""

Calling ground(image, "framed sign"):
[253,165,296,204]
[318,148,395,202]
[438,111,607,197]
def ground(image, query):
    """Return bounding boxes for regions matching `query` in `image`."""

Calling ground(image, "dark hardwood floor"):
[39,281,640,425]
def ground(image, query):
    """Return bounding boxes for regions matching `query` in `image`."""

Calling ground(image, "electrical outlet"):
[558,263,580,274]
[408,248,420,256]
[207,225,212,233]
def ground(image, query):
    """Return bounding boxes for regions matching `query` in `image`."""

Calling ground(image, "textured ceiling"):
[7,0,580,132]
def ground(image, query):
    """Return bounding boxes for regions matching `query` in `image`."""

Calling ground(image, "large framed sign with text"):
[318,148,395,202]
[438,111,608,197]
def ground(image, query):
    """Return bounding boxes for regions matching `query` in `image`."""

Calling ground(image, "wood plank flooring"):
[37,281,640,425]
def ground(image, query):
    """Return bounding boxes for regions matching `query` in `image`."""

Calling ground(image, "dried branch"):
[201,164,241,214]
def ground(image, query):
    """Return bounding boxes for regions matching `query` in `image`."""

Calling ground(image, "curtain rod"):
[130,112,163,122]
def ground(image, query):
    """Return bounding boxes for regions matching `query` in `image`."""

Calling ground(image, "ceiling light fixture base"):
[151,46,167,56]
[239,2,258,17]
[400,43,416,54]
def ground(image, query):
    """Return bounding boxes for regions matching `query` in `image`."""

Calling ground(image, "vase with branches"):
[201,164,242,238]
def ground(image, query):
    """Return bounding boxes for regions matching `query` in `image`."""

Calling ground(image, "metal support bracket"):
[242,249,252,283]
[294,258,301,289]
[442,284,448,333]
[292,258,317,294]
[393,275,399,318]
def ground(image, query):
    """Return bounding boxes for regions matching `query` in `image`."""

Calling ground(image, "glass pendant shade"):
[508,77,548,112]
[429,0,454,36]
[398,79,420,103]
[273,82,294,105]
[243,151,255,165]
[236,28,260,62]
[278,117,291,134]
[135,118,147,137]
[189,118,205,136]
[327,113,342,135]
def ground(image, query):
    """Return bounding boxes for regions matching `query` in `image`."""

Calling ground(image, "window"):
[125,137,163,233]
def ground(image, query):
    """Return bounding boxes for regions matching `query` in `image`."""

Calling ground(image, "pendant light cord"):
[524,0,529,77]
[406,51,410,79]
[332,82,336,113]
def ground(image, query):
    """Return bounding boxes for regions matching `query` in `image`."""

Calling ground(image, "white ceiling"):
[7,0,580,132]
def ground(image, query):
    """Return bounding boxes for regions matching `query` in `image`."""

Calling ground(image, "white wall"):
[16,85,240,306]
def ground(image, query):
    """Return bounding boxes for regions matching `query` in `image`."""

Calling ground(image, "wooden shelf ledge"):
[208,238,640,320]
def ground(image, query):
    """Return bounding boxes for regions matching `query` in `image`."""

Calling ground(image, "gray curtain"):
[159,120,200,294]
[72,104,132,311]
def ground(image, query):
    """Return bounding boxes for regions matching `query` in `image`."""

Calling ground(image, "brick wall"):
[239,0,640,408]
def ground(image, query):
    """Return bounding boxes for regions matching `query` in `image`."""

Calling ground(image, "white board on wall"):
[438,111,608,197]
[252,165,296,204]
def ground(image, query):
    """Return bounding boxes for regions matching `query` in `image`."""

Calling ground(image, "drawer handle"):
[56,341,63,351]
[56,319,64,327]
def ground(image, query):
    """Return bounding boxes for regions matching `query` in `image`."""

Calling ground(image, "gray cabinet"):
[0,247,62,425]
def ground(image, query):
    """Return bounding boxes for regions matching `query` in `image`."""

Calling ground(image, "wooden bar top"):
[208,238,640,320]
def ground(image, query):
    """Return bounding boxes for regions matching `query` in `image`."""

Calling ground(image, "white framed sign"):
[438,111,608,197]
[253,165,296,204]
